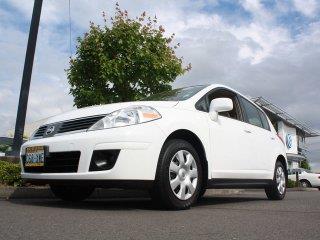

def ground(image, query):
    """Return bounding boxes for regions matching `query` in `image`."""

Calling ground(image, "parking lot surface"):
[0,191,319,240]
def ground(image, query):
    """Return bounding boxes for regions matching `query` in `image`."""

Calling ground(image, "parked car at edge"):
[20,84,288,209]
[288,168,320,189]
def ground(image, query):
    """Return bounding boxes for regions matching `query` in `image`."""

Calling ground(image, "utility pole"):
[11,0,43,156]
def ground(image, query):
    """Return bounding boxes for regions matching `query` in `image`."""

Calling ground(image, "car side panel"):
[209,116,262,179]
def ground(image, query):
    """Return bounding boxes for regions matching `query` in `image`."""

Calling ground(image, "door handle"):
[244,129,251,134]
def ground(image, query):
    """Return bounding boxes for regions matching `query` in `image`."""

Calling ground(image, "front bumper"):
[21,123,165,181]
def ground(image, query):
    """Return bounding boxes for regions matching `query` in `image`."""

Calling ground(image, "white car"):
[21,84,287,209]
[288,168,320,189]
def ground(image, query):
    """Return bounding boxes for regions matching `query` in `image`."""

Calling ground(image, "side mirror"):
[209,98,233,121]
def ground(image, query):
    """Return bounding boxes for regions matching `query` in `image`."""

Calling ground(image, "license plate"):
[25,146,45,167]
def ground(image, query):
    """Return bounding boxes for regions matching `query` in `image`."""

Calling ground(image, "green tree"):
[300,160,311,170]
[67,4,191,108]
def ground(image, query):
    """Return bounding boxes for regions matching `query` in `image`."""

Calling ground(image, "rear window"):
[240,97,263,128]
[258,109,270,131]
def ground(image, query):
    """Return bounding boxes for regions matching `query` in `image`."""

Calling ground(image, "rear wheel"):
[50,185,94,202]
[300,180,311,188]
[265,161,286,200]
[151,139,203,210]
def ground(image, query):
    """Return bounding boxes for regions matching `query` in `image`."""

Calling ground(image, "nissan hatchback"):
[21,84,287,209]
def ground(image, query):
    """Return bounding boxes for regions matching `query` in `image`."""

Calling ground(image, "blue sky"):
[0,0,320,169]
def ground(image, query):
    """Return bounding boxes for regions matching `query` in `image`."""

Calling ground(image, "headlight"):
[88,106,161,131]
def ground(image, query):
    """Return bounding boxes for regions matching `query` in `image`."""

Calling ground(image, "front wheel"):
[151,139,203,210]
[50,185,94,202]
[198,188,206,200]
[265,161,286,200]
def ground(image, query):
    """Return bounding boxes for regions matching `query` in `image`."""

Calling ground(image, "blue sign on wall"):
[286,134,292,149]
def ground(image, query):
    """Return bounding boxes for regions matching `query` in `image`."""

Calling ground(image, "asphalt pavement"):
[0,190,319,240]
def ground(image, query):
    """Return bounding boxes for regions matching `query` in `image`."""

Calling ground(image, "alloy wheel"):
[276,166,286,194]
[169,150,198,200]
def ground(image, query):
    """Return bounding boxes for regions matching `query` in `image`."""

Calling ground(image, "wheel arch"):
[299,179,312,187]
[159,129,209,188]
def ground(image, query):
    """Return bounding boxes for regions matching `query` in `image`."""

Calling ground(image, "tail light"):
[277,134,284,144]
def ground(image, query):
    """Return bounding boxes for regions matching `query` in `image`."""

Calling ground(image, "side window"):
[258,109,270,131]
[208,89,242,121]
[195,88,244,122]
[240,97,263,128]
[195,96,208,112]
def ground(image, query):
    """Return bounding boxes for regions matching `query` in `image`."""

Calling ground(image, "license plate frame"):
[25,146,48,167]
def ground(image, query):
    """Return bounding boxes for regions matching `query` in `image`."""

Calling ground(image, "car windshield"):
[143,85,208,101]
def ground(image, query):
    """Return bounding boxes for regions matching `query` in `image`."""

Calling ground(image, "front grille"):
[33,115,105,138]
[58,115,104,133]
[23,151,81,173]
[34,126,47,138]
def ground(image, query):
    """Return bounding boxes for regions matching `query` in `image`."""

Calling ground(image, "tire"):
[265,161,286,200]
[50,184,94,202]
[198,188,206,200]
[300,180,311,188]
[151,139,203,210]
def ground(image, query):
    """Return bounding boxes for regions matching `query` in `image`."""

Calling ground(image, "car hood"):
[44,101,178,124]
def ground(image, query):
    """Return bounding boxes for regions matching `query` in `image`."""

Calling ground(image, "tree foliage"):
[300,160,311,170]
[67,4,191,107]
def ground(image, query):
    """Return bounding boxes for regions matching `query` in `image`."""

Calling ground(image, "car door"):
[238,96,276,178]
[204,88,257,179]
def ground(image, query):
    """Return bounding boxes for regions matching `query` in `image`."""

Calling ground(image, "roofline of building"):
[252,97,320,138]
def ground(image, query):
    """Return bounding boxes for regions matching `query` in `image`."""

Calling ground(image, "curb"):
[0,156,20,164]
[205,189,244,195]
[0,186,54,199]
[0,187,244,200]
[245,188,319,192]
[287,187,319,192]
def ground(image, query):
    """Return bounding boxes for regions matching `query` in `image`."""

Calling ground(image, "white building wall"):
[277,121,298,154]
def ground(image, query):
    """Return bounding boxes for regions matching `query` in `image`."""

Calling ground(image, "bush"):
[287,179,296,188]
[0,144,11,153]
[0,161,22,186]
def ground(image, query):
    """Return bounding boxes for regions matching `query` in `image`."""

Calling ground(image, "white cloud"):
[293,0,319,17]
[0,89,14,103]
[241,0,273,22]
[0,3,74,136]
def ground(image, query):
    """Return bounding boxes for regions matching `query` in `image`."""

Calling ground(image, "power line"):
[68,0,72,57]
